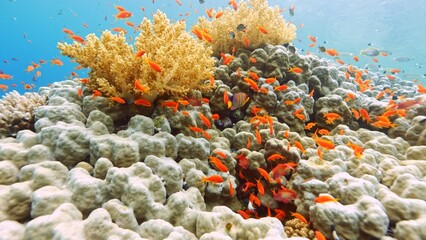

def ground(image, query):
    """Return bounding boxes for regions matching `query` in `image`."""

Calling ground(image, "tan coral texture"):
[194,0,296,55]
[0,91,47,138]
[58,10,215,98]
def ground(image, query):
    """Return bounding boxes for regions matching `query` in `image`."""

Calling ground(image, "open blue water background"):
[1,0,425,97]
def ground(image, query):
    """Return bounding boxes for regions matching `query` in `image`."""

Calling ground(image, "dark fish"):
[11,58,19,61]
[184,96,203,106]
[318,46,326,53]
[230,93,249,110]
[229,31,236,39]
[289,4,295,16]
[236,24,247,32]
[287,45,296,54]
[323,40,328,44]
[199,0,205,3]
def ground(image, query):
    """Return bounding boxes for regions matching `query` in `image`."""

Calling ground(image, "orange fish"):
[209,156,228,172]
[134,98,152,107]
[114,5,126,11]
[145,59,162,73]
[0,84,9,92]
[243,36,250,47]
[274,209,286,221]
[323,112,341,124]
[294,140,306,154]
[161,101,179,112]
[314,195,339,203]
[308,35,317,42]
[315,138,335,150]
[134,79,150,93]
[265,77,276,84]
[228,178,234,197]
[304,122,316,130]
[249,193,261,207]
[315,231,326,240]
[215,11,224,18]
[359,108,371,123]
[325,48,339,57]
[115,10,132,19]
[274,84,288,91]
[199,113,212,128]
[70,35,86,44]
[249,57,257,63]
[288,67,303,74]
[273,187,297,203]
[290,212,308,224]
[353,55,359,62]
[62,28,74,35]
[200,175,224,184]
[256,179,265,195]
[92,89,102,97]
[77,88,82,97]
[109,97,126,104]
[267,153,286,161]
[257,26,268,34]
[257,168,271,183]
[0,74,13,79]
[51,59,64,66]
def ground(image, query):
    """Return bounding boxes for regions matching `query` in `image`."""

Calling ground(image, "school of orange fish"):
[2,1,426,239]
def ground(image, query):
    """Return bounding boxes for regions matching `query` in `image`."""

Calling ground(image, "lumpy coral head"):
[194,0,297,55]
[57,10,215,99]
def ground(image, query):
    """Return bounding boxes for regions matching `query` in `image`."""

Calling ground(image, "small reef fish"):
[199,0,205,3]
[289,4,295,16]
[393,56,413,62]
[236,23,247,32]
[115,10,132,19]
[199,175,224,184]
[0,84,9,92]
[134,98,151,107]
[230,92,249,110]
[290,212,308,224]
[360,47,380,57]
[0,73,13,79]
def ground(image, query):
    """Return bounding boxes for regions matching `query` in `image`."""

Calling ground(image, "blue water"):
[1,0,425,97]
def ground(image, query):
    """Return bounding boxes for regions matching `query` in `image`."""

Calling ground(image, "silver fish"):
[393,56,413,62]
[229,31,236,39]
[360,47,380,57]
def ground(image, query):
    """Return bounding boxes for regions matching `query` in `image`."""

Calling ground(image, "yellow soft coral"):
[194,0,296,55]
[57,10,214,99]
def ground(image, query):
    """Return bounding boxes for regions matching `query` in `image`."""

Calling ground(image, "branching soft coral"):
[58,11,215,99]
[194,0,297,55]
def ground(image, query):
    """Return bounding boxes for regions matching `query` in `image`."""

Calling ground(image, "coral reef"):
[2,4,426,238]
[194,0,296,54]
[0,91,46,139]
[58,11,215,98]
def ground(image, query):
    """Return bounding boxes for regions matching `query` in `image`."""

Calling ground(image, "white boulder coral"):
[0,90,46,138]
